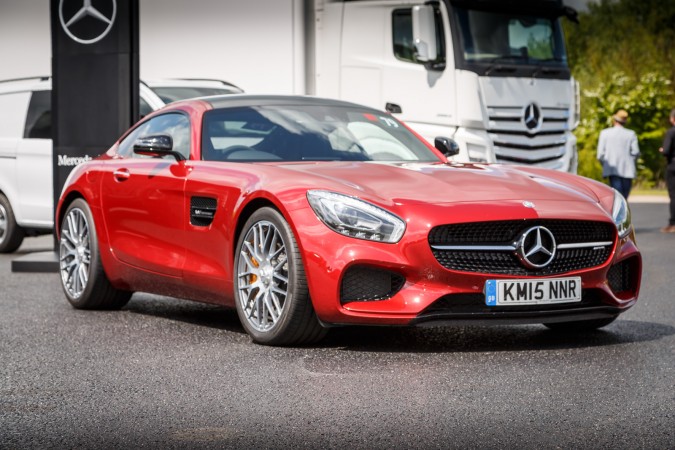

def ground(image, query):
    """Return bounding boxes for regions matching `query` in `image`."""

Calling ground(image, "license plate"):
[485,277,582,306]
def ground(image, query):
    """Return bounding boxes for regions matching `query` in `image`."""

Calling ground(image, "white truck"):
[164,0,578,169]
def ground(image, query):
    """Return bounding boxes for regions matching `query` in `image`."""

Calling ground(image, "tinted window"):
[117,113,191,159]
[202,105,440,163]
[24,90,51,139]
[392,8,445,65]
[455,8,566,64]
[139,97,154,118]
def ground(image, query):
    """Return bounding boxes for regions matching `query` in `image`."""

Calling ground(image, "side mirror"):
[133,134,185,161]
[435,137,460,158]
[412,5,437,63]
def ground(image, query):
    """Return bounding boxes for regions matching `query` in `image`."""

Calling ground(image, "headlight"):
[612,190,632,238]
[307,190,405,243]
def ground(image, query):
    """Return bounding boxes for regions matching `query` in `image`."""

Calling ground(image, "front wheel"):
[0,194,25,253]
[59,198,131,310]
[544,316,617,332]
[234,207,326,346]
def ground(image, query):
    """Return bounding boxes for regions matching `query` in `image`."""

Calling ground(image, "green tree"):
[564,0,675,186]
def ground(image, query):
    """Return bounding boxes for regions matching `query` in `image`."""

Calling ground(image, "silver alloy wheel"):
[237,220,289,332]
[59,207,91,299]
[0,203,7,243]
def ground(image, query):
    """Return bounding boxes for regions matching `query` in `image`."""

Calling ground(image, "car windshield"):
[151,86,242,103]
[201,104,441,163]
[454,7,567,65]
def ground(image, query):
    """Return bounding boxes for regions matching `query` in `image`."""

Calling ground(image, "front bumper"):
[292,204,641,327]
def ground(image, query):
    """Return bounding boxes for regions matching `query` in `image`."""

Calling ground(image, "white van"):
[0,76,242,252]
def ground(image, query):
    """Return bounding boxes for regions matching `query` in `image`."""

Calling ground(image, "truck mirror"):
[412,5,437,63]
[435,137,460,158]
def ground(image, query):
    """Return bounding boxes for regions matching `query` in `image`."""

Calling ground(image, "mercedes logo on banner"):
[59,0,117,45]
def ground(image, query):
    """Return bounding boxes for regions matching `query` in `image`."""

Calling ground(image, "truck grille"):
[429,219,615,276]
[487,105,569,165]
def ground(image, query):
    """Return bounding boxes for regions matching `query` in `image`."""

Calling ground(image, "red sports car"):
[56,95,641,345]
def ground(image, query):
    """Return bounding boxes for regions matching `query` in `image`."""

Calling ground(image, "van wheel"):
[0,194,25,253]
[59,198,131,309]
[234,207,327,346]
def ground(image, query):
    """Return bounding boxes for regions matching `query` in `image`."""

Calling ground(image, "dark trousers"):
[609,176,633,199]
[667,165,675,225]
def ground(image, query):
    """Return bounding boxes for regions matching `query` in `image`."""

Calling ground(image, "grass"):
[631,187,668,196]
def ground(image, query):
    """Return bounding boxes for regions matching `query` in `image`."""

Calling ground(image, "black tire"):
[234,207,327,346]
[0,193,25,253]
[544,316,617,332]
[58,198,131,310]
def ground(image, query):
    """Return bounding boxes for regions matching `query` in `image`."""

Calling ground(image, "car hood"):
[278,162,601,206]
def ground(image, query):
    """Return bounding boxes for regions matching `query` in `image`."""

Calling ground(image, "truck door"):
[338,2,455,138]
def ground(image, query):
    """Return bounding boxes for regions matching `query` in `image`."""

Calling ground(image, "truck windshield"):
[454,7,567,67]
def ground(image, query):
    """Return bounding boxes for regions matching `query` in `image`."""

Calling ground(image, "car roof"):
[0,76,50,94]
[199,94,385,113]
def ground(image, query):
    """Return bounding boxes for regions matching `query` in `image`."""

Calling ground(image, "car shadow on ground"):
[122,293,247,336]
[119,293,674,352]
[320,319,675,353]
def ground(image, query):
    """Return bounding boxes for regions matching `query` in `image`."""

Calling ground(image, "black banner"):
[50,0,139,214]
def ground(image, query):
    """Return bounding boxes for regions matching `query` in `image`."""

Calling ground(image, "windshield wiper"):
[484,55,525,75]
[531,58,565,77]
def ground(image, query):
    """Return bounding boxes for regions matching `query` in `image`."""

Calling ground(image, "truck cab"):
[316,0,579,172]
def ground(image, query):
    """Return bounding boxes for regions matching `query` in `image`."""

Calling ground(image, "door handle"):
[113,168,130,182]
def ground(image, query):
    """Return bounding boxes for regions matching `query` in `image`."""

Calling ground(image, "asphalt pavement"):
[1,201,673,449]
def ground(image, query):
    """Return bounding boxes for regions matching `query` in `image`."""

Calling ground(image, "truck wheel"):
[0,194,25,253]
[59,198,131,310]
[544,316,617,332]
[234,207,327,346]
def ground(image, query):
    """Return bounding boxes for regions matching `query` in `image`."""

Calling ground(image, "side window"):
[392,8,445,65]
[24,90,51,139]
[139,97,154,119]
[117,113,191,159]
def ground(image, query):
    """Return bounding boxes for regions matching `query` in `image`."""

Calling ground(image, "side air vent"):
[190,197,217,227]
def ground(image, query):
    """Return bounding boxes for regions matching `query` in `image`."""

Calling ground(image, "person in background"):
[659,108,675,233]
[597,109,640,198]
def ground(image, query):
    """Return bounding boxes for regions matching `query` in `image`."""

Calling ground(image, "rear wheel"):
[59,198,131,309]
[0,194,25,253]
[234,207,327,346]
[544,316,617,331]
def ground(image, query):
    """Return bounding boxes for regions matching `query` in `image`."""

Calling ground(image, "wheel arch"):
[56,191,85,238]
[233,197,281,259]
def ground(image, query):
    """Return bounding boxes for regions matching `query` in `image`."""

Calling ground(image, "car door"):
[100,112,191,277]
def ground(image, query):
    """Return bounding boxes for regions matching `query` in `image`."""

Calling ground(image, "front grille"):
[607,257,638,295]
[340,266,405,303]
[487,105,569,165]
[429,220,615,276]
[419,289,603,317]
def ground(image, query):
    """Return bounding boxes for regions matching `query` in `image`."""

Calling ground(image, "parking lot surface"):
[1,203,673,449]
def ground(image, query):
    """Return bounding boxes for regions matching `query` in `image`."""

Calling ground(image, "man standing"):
[659,109,675,233]
[597,109,640,198]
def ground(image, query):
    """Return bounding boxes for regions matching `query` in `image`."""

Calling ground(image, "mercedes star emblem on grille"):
[517,226,556,269]
[523,103,541,131]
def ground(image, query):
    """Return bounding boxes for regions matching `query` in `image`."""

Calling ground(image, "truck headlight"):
[307,190,405,243]
[612,190,632,238]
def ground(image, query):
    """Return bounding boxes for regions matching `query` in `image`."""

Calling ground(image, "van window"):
[24,90,52,139]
